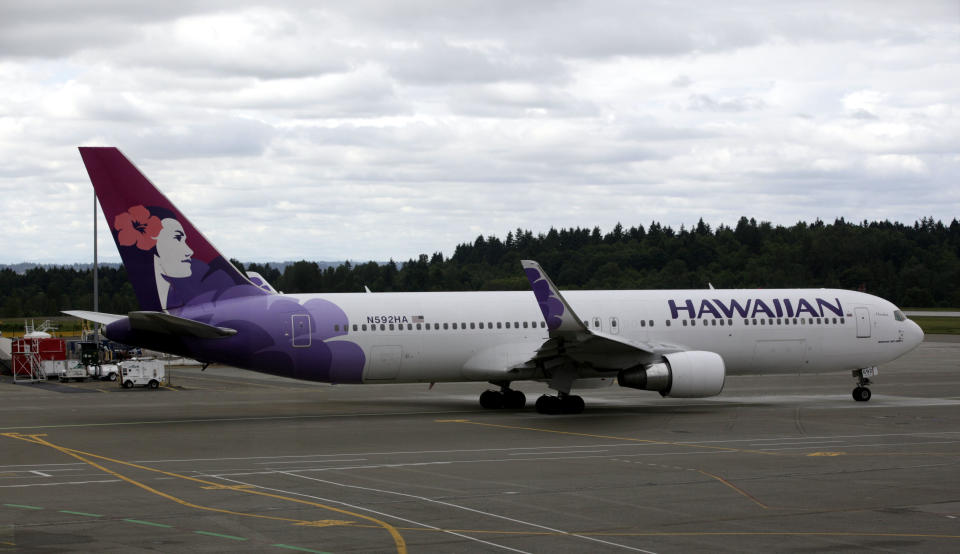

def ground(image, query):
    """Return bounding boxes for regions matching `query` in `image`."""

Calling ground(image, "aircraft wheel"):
[535,395,560,414]
[852,386,871,402]
[123,380,134,389]
[503,390,526,409]
[479,389,503,409]
[561,395,585,414]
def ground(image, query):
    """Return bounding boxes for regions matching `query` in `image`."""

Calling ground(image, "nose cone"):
[905,319,924,351]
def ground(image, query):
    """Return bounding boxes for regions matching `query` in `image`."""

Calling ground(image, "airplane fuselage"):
[104,287,922,387]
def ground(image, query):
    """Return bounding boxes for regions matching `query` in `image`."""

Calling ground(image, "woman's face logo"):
[155,218,193,278]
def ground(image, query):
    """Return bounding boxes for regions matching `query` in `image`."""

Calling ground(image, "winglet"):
[521,260,587,333]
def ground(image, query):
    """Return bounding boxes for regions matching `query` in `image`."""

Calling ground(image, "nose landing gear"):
[852,367,878,402]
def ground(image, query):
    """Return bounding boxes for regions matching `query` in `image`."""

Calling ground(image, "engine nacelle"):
[617,351,726,398]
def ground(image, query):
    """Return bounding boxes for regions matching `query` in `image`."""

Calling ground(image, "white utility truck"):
[119,358,165,389]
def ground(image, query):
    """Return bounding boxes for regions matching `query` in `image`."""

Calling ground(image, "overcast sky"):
[1,0,957,264]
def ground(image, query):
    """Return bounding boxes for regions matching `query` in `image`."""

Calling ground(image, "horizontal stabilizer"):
[65,309,236,339]
[62,310,126,325]
[128,311,238,339]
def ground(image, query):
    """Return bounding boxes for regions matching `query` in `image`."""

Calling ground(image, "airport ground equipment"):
[98,363,119,381]
[119,358,165,389]
[11,337,66,383]
[58,363,88,382]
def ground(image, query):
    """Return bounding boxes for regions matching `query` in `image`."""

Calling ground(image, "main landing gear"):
[852,367,878,402]
[535,393,584,415]
[479,384,526,409]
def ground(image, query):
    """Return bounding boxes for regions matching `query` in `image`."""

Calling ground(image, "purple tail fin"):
[79,147,269,313]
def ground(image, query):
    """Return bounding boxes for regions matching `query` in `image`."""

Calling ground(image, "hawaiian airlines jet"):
[66,147,924,414]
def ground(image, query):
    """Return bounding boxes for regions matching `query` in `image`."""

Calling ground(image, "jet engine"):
[617,351,726,398]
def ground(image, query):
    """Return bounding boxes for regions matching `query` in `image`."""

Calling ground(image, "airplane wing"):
[520,260,684,389]
[64,310,237,339]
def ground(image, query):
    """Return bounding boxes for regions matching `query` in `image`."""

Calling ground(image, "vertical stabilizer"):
[79,147,269,313]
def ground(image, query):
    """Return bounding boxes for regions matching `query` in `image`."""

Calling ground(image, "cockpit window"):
[894,310,906,322]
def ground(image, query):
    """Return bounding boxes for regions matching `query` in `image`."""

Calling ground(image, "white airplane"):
[67,147,924,414]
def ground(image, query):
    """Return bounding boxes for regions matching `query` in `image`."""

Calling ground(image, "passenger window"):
[334,324,340,332]
[719,319,725,326]
[649,320,654,327]
[665,320,671,326]
[389,324,395,331]
[523,321,528,328]
[840,317,845,324]
[833,318,838,324]
[816,318,822,324]
[352,324,358,331]
[479,322,484,329]
[711,320,716,326]
[641,320,646,327]
[443,323,448,330]
[470,323,476,329]
[504,322,510,329]
[362,324,367,331]
[461,322,466,329]
[776,318,781,325]
[497,322,502,329]
[760,319,765,325]
[514,321,520,328]
[683,320,688,326]
[540,322,546,328]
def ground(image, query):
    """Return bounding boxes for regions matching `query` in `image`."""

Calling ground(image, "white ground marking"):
[211,475,532,553]
[0,479,120,489]
[274,471,659,553]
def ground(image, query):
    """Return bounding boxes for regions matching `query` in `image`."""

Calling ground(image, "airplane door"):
[367,345,402,380]
[291,314,311,347]
[855,307,871,338]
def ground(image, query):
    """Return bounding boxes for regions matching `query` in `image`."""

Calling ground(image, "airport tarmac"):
[1,337,959,553]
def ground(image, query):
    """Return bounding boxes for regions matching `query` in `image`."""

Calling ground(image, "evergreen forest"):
[2,217,958,318]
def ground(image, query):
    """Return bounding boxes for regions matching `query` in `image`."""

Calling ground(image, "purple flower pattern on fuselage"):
[174,295,366,383]
[525,267,564,330]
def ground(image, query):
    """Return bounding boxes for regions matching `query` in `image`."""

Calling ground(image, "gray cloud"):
[0,0,956,264]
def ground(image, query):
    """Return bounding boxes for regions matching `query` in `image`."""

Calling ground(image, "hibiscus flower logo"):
[114,205,162,251]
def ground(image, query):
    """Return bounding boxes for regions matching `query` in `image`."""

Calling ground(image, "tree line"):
[1,217,958,317]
